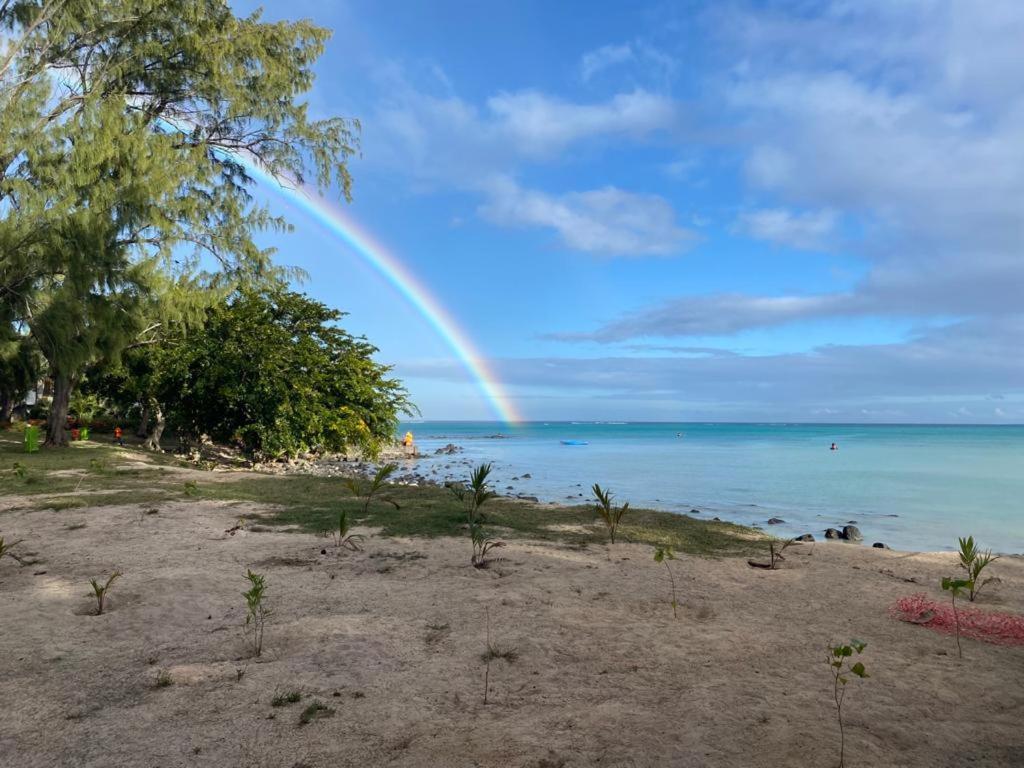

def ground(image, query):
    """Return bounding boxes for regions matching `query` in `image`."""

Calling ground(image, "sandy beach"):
[2,458,1023,768]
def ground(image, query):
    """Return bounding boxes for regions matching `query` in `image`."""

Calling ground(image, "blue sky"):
[234,1,1023,423]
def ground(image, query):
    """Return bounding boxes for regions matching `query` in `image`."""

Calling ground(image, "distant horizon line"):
[400,419,1023,427]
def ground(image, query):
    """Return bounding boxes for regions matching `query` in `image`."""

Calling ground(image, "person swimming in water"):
[830,442,838,451]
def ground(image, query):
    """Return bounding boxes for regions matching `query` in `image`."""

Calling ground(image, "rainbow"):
[242,161,520,425]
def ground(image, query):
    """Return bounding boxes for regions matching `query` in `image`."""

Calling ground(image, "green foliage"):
[0,536,24,564]
[298,700,334,726]
[653,546,679,618]
[827,640,870,768]
[592,483,629,544]
[154,669,173,688]
[11,461,26,479]
[272,690,303,707]
[1,1,360,446]
[941,576,972,659]
[89,571,122,615]
[957,536,999,602]
[343,463,400,516]
[183,480,200,497]
[152,290,414,458]
[450,463,503,566]
[243,569,269,657]
[331,508,365,552]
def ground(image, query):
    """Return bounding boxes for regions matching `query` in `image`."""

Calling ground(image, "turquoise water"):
[399,422,1024,553]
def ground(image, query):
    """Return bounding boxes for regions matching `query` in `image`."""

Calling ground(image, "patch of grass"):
[298,700,334,725]
[271,690,302,707]
[44,497,89,511]
[154,669,173,688]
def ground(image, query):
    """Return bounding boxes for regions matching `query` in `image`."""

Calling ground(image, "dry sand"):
[1,493,1022,767]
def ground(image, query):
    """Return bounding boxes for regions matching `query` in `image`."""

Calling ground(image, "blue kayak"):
[560,439,589,446]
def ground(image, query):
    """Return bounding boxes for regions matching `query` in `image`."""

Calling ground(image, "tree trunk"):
[0,395,12,423]
[45,371,72,447]
[136,405,150,437]
[143,403,165,451]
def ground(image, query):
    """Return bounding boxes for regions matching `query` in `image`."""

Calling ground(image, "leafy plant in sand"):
[592,484,629,544]
[89,571,122,615]
[450,463,503,567]
[748,537,796,570]
[243,570,270,657]
[957,536,998,602]
[653,546,680,618]
[827,640,870,768]
[332,509,365,551]
[343,463,400,515]
[941,577,971,659]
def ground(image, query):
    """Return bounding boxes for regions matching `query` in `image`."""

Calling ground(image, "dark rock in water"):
[690,508,701,514]
[518,495,539,502]
[842,525,863,541]
[434,443,461,455]
[824,528,841,539]
[794,533,815,542]
[872,542,890,549]
[505,485,513,490]
[511,476,519,480]
[767,517,785,525]
[847,520,858,525]
[521,473,532,479]
[713,516,722,521]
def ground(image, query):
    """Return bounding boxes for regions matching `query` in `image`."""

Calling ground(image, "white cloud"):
[580,43,634,81]
[736,208,838,251]
[479,176,693,256]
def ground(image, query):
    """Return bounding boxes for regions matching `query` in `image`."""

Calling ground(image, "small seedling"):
[243,570,270,657]
[653,546,679,618]
[154,669,173,688]
[332,509,365,551]
[451,464,502,565]
[0,536,25,565]
[827,640,870,768]
[272,690,302,707]
[183,480,199,496]
[89,458,109,474]
[957,536,998,602]
[343,463,400,515]
[89,571,122,615]
[592,484,629,544]
[941,577,971,659]
[748,537,796,570]
[12,462,27,480]
[482,606,516,705]
[298,700,334,725]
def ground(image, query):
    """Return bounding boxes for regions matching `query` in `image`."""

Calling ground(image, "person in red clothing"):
[114,426,124,446]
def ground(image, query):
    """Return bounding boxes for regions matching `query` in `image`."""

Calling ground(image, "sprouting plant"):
[89,571,122,615]
[298,700,334,725]
[827,640,870,768]
[592,484,629,544]
[0,536,25,565]
[957,536,999,602]
[747,537,797,570]
[332,509,365,551]
[12,462,27,480]
[89,458,109,474]
[470,522,505,568]
[653,546,679,618]
[482,606,516,705]
[451,463,502,566]
[272,690,302,707]
[154,669,173,688]
[941,577,971,659]
[343,463,400,515]
[243,570,270,657]
[183,480,199,497]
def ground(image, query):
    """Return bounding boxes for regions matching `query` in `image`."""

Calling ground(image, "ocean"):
[398,421,1024,554]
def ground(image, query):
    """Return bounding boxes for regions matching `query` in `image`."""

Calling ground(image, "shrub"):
[243,570,270,657]
[957,536,999,602]
[272,690,302,707]
[592,484,629,544]
[826,640,870,768]
[89,571,122,615]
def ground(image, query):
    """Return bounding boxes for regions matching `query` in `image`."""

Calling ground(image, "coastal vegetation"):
[88,571,121,616]
[653,545,679,618]
[450,463,508,566]
[592,483,629,544]
[957,535,999,602]
[941,576,970,659]
[243,569,270,657]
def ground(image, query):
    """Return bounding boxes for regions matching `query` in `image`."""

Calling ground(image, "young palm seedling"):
[343,463,400,515]
[90,571,122,615]
[332,509,365,551]
[827,640,870,768]
[451,463,502,566]
[941,576,971,659]
[748,537,796,570]
[0,536,25,565]
[957,536,999,602]
[243,570,270,657]
[653,546,680,618]
[592,484,629,544]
